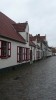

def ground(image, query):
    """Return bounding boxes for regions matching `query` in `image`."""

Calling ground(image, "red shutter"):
[26,48,28,60]
[25,48,26,60]
[0,40,1,58]
[8,42,11,57]
[17,46,19,62]
[27,48,30,60]
[28,48,30,60]
[24,48,25,61]
[23,47,24,61]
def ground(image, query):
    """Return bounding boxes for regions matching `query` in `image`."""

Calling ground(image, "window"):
[24,48,26,60]
[22,47,24,61]
[30,50,32,60]
[0,40,1,58]
[17,46,23,62]
[17,46,19,62]
[26,48,30,60]
[17,47,30,62]
[0,40,11,58]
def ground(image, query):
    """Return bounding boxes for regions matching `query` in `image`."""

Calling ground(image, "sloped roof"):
[13,22,28,32]
[0,12,26,43]
[29,34,46,42]
[30,36,36,41]
[40,36,46,41]
[29,34,37,41]
[29,40,36,47]
[29,37,36,47]
[37,36,46,42]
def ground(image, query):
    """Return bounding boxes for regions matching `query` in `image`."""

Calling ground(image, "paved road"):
[0,56,56,100]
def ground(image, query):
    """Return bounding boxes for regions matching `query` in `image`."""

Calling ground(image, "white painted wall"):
[19,24,29,42]
[47,48,52,57]
[41,43,47,58]
[29,46,35,61]
[0,37,30,69]
[19,24,29,47]
[31,39,42,60]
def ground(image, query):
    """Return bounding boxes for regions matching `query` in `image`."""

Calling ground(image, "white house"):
[0,12,52,70]
[0,12,30,69]
[29,37,36,63]
[36,34,48,59]
[47,47,52,57]
[29,34,41,60]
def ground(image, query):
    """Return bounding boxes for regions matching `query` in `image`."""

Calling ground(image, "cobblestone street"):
[0,56,56,100]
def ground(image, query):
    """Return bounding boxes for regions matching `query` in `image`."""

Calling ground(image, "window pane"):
[1,41,7,57]
[18,47,19,54]
[19,47,23,62]
[8,50,10,56]
[0,41,1,48]
[8,43,10,49]
[25,48,26,53]
[25,55,26,60]
[23,48,24,53]
[0,49,1,56]
[23,54,24,60]
[18,55,19,61]
[8,42,11,57]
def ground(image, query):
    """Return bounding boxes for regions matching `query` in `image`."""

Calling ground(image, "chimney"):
[38,34,40,37]
[37,34,40,42]
[26,21,28,23]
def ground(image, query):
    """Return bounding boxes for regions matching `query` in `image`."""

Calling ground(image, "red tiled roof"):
[37,35,46,42]
[29,34,46,42]
[13,22,27,32]
[29,37,36,47]
[0,12,26,43]
[29,40,36,47]
[40,36,46,41]
[29,34,36,41]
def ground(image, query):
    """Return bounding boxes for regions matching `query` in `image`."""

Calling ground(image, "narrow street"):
[0,56,56,100]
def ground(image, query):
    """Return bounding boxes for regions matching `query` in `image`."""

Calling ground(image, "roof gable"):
[0,12,26,43]
[13,22,28,32]
[29,34,37,41]
[29,40,36,47]
[37,35,46,42]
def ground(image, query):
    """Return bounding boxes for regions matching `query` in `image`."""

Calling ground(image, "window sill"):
[1,56,10,59]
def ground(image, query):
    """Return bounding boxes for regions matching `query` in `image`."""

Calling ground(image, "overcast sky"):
[0,0,56,47]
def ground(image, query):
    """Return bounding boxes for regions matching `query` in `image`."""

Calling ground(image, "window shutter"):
[26,48,27,60]
[0,40,1,57]
[23,48,24,61]
[17,46,19,62]
[27,48,30,60]
[8,42,11,57]
[25,48,26,60]
[29,48,30,60]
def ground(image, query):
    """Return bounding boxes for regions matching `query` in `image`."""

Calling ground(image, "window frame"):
[26,48,30,60]
[0,40,11,59]
[17,46,30,62]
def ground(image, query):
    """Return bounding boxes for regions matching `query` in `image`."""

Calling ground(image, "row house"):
[29,38,36,63]
[36,34,48,58]
[47,47,52,57]
[29,34,42,60]
[30,34,48,59]
[0,12,30,69]
[0,12,52,69]
[51,47,56,56]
